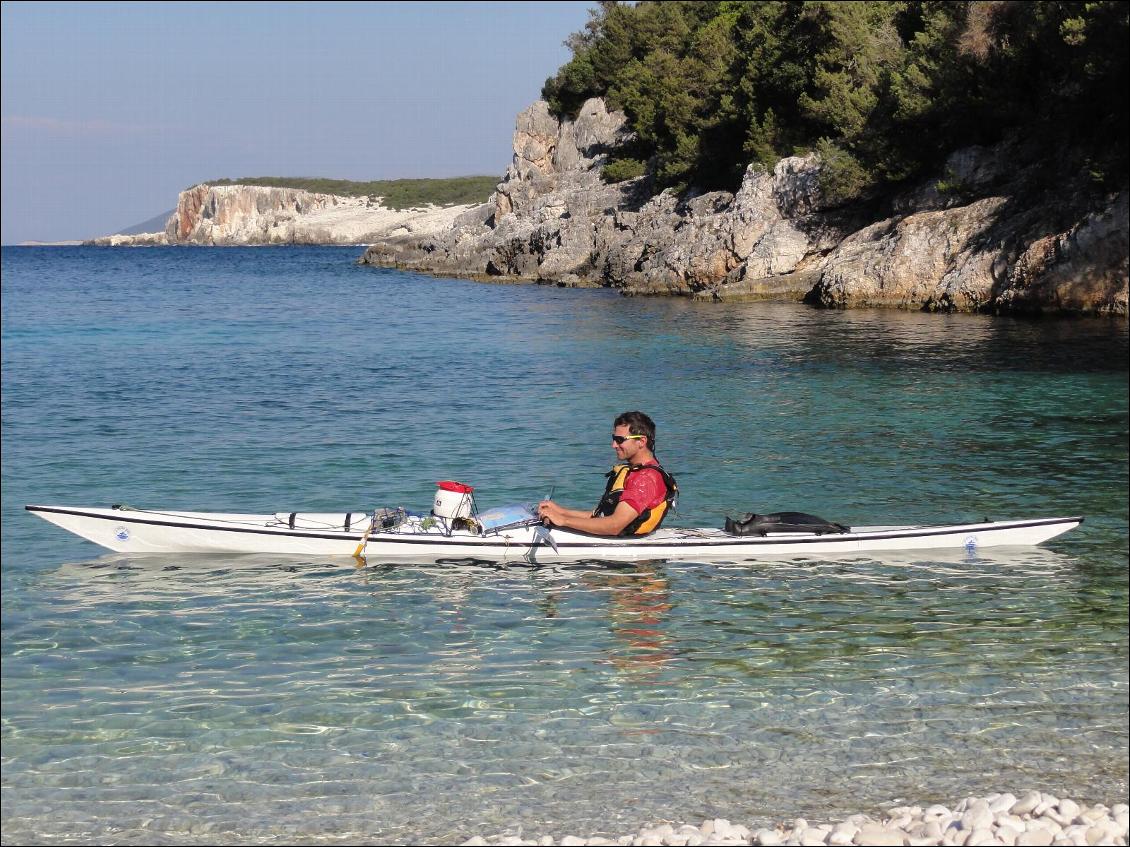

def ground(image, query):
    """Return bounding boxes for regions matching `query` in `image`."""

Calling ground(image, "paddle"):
[353,510,379,559]
[533,523,559,555]
[535,486,559,554]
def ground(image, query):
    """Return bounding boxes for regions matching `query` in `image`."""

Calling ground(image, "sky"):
[0,1,595,244]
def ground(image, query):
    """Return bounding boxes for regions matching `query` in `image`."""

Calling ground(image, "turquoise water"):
[2,246,1127,844]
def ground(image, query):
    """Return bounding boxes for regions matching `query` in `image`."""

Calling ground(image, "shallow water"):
[2,246,1127,844]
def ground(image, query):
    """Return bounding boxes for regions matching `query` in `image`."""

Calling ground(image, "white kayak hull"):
[26,505,1082,563]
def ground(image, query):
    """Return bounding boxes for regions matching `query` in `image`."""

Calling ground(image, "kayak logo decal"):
[964,535,977,554]
[114,526,130,542]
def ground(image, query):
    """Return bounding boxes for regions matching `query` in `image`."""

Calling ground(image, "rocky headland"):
[88,184,478,247]
[359,98,1128,316]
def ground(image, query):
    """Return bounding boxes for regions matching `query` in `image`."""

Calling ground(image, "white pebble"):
[1061,824,1089,842]
[753,829,784,846]
[854,823,905,845]
[712,819,731,835]
[1058,800,1081,823]
[797,827,828,846]
[963,802,995,832]
[1016,829,1054,846]
[1077,806,1109,826]
[967,826,995,845]
[1034,796,1062,818]
[992,796,1020,815]
[1013,793,1044,817]
[918,821,945,841]
[1115,811,1129,835]
[999,816,1028,833]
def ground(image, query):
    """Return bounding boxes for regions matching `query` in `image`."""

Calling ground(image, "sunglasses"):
[611,434,646,445]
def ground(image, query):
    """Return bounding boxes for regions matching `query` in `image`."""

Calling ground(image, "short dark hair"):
[614,410,656,451]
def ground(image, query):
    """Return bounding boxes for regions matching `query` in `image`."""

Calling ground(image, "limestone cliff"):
[360,98,1128,316]
[89,184,477,247]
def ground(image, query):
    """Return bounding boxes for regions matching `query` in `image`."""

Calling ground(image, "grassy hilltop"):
[204,176,500,210]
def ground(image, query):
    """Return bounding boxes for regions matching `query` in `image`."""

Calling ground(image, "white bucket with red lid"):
[433,480,474,519]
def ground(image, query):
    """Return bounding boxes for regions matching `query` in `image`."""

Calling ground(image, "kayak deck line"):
[25,504,1083,561]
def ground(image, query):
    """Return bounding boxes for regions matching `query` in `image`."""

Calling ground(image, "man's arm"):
[538,499,639,536]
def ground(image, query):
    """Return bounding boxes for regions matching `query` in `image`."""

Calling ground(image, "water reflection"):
[582,564,674,679]
[45,543,1090,602]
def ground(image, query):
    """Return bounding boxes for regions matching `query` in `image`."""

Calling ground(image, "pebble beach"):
[461,792,1129,847]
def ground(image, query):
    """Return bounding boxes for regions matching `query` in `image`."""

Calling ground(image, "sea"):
[2,245,1127,845]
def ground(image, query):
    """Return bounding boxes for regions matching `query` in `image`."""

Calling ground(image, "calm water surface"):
[2,246,1127,844]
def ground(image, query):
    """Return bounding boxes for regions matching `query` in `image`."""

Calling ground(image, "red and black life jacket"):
[592,462,678,536]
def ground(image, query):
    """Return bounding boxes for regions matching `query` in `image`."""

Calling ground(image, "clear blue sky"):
[0,1,594,244]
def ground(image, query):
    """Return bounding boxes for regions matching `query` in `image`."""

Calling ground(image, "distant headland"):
[85,176,499,248]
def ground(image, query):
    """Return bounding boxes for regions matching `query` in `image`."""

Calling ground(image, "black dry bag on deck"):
[724,511,849,536]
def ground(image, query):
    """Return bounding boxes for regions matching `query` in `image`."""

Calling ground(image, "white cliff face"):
[169,184,479,245]
[91,184,478,246]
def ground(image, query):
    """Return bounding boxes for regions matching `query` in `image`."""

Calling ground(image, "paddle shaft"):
[353,511,379,558]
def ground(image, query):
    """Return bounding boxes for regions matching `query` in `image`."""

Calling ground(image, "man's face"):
[612,424,647,462]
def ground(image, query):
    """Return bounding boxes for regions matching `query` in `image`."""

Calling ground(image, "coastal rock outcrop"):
[360,98,1128,316]
[89,184,477,247]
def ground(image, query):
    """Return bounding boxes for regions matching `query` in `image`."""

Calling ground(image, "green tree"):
[543,0,1128,202]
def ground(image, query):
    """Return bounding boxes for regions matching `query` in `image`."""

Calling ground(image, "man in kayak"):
[538,411,678,536]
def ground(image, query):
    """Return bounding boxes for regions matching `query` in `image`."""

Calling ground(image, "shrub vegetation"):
[203,176,500,210]
[542,1,1129,203]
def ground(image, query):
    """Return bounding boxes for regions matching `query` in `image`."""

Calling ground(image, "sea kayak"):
[25,504,1082,563]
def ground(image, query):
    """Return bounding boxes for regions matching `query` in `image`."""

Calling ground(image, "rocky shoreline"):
[459,792,1129,846]
[360,99,1128,317]
[79,97,1128,316]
